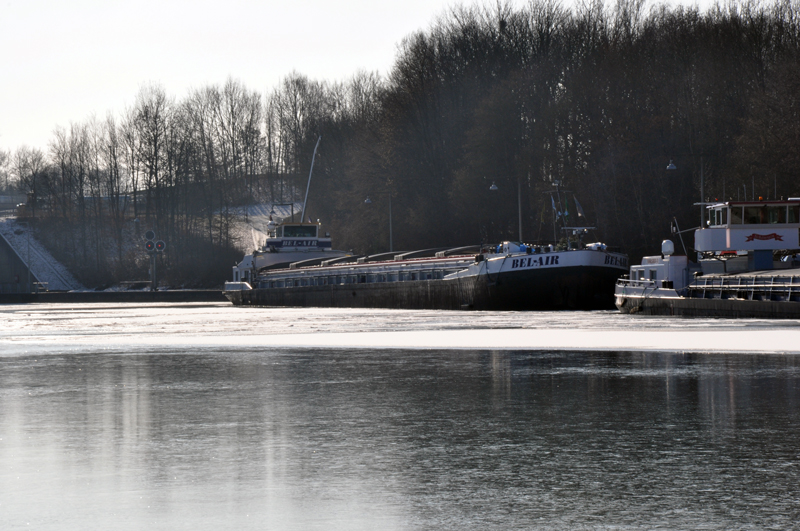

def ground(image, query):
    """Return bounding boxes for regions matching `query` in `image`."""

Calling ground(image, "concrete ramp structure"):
[0,217,84,292]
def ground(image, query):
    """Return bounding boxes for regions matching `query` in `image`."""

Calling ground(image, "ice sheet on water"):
[1,303,799,356]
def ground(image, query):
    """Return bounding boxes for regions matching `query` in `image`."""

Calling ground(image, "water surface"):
[2,338,799,529]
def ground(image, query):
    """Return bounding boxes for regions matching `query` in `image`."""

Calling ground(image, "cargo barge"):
[225,240,627,310]
[226,180,629,311]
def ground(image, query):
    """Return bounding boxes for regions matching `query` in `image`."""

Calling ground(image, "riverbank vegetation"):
[3,0,800,287]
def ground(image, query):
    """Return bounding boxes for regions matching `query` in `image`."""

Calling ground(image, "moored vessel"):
[615,198,800,317]
[226,181,628,311]
[225,240,628,310]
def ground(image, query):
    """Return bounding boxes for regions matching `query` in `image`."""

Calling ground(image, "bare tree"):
[0,149,11,193]
[12,146,46,216]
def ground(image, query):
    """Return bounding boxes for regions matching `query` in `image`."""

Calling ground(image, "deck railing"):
[686,275,800,302]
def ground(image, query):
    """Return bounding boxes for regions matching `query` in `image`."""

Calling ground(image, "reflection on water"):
[2,349,800,529]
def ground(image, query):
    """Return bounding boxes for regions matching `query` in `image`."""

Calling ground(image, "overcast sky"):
[1,0,708,154]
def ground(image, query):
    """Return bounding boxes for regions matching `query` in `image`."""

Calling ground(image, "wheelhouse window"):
[768,206,786,224]
[730,207,743,224]
[282,225,317,238]
[726,204,800,224]
[790,205,800,223]
[744,206,765,224]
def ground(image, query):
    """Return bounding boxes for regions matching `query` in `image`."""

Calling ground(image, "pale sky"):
[1,0,708,154]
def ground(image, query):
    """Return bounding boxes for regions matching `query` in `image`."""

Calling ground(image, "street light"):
[489,180,523,241]
[364,192,393,252]
[666,157,706,227]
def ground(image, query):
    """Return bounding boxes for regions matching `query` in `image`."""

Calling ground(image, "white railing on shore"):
[0,281,48,294]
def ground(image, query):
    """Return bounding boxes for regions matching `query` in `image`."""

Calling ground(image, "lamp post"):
[364,192,393,252]
[666,156,705,227]
[489,179,523,241]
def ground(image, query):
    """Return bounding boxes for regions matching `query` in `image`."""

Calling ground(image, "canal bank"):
[0,290,226,304]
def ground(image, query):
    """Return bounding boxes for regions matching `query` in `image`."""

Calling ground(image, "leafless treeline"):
[4,73,381,285]
[4,0,800,286]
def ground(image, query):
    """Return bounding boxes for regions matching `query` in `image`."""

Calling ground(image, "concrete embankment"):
[0,290,226,304]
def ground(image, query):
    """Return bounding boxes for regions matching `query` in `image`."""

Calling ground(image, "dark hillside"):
[6,0,800,286]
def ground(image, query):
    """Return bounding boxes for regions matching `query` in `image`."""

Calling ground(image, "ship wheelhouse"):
[705,201,800,229]
[264,222,332,251]
[695,198,800,271]
[269,223,319,239]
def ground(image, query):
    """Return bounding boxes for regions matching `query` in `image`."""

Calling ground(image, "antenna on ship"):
[548,180,566,243]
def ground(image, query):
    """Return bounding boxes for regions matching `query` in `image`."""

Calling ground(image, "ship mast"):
[300,136,322,223]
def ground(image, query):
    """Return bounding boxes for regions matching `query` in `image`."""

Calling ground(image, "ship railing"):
[616,278,658,288]
[256,266,469,289]
[687,274,800,302]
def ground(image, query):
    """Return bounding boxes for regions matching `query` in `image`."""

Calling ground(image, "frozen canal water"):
[2,303,800,529]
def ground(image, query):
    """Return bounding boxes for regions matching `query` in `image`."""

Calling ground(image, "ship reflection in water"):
[2,346,799,529]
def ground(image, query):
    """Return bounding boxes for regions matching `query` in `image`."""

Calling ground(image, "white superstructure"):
[230,218,348,285]
[616,198,800,313]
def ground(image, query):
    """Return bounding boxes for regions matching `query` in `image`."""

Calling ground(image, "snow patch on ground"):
[228,202,303,252]
[0,217,84,291]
